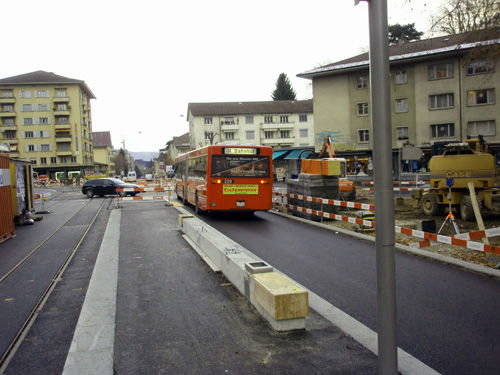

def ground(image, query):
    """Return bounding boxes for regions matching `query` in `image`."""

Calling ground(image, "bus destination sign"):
[223,147,257,155]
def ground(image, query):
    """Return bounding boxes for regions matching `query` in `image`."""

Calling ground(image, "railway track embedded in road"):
[0,198,109,371]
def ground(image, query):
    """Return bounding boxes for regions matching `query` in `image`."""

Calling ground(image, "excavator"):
[420,136,500,221]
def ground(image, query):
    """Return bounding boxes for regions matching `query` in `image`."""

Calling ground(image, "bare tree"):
[431,0,499,34]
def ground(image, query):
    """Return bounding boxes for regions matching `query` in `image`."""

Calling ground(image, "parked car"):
[145,173,153,181]
[81,178,141,198]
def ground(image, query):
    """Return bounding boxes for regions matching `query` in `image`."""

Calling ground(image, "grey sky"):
[1,0,441,152]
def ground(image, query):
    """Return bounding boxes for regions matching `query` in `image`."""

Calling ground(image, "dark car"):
[82,178,141,198]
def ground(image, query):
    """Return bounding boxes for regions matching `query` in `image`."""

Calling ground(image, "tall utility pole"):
[356,0,398,373]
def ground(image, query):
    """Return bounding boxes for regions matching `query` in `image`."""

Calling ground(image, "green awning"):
[272,150,289,160]
[284,149,304,159]
[299,150,314,159]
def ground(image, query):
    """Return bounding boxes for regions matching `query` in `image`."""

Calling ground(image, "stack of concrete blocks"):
[287,173,340,221]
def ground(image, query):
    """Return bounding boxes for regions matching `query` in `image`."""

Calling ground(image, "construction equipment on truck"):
[416,137,500,221]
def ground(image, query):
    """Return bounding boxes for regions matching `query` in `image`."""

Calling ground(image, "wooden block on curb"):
[178,213,194,227]
[252,272,308,320]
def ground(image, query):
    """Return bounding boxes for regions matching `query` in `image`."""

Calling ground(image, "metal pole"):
[367,0,398,373]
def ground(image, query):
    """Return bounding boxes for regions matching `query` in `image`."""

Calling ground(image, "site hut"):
[297,29,500,178]
[0,70,96,181]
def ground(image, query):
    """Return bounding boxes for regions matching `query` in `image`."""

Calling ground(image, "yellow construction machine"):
[420,138,500,221]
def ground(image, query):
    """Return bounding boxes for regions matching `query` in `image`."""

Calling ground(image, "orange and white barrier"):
[453,227,500,241]
[116,196,170,201]
[283,203,500,255]
[361,187,420,192]
[273,191,375,211]
[361,181,428,186]
[116,187,173,192]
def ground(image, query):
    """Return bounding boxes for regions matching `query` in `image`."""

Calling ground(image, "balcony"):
[55,123,71,130]
[56,150,73,156]
[56,136,72,142]
[220,124,239,131]
[54,109,71,116]
[0,97,15,104]
[262,122,294,129]
[261,137,295,145]
[53,96,70,103]
[0,110,16,117]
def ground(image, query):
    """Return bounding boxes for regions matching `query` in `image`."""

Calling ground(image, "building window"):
[357,103,369,116]
[28,144,35,152]
[395,98,409,113]
[264,131,274,139]
[467,61,494,75]
[71,156,77,163]
[37,103,49,111]
[56,116,69,124]
[356,75,368,89]
[467,89,495,105]
[264,115,273,124]
[1,104,14,112]
[431,123,455,138]
[4,130,16,139]
[467,120,496,137]
[204,131,214,140]
[36,90,49,98]
[245,115,254,124]
[280,130,291,138]
[39,117,49,124]
[358,129,369,143]
[246,130,255,140]
[56,103,68,111]
[221,117,235,125]
[279,115,289,123]
[55,88,67,97]
[224,132,235,140]
[40,144,50,151]
[25,131,34,138]
[40,157,47,164]
[397,127,409,140]
[22,104,32,112]
[50,157,57,164]
[1,90,13,98]
[20,90,32,98]
[299,114,308,122]
[299,128,308,137]
[2,117,15,125]
[394,70,408,84]
[204,117,212,125]
[23,118,33,125]
[428,63,453,80]
[429,93,454,109]
[39,130,48,138]
[30,159,37,164]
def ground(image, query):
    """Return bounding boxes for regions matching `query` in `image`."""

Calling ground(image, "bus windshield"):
[211,155,269,177]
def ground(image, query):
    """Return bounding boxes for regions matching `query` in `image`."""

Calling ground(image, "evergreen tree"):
[388,23,423,45]
[271,73,296,101]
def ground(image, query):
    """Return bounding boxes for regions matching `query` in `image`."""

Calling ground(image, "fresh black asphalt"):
[114,203,377,374]
[192,210,500,375]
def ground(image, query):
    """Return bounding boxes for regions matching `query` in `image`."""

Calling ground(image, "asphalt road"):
[193,210,500,375]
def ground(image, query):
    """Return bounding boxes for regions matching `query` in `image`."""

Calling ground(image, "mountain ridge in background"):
[129,151,159,161]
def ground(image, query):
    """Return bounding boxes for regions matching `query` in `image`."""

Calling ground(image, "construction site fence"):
[273,191,500,255]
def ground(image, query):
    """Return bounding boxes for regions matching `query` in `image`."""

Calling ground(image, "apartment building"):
[164,132,192,162]
[92,131,114,176]
[0,70,95,177]
[187,100,314,149]
[298,29,500,164]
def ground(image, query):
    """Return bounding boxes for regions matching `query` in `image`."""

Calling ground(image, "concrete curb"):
[269,210,500,279]
[173,206,440,375]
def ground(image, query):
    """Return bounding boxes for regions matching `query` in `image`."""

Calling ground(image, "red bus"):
[174,145,273,213]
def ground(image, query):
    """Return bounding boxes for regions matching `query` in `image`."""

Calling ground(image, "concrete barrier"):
[176,207,308,331]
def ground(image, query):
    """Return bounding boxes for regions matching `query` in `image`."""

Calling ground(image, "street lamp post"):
[356,0,398,373]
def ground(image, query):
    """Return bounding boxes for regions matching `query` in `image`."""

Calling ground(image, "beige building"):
[0,70,95,178]
[92,131,114,176]
[187,100,314,149]
[298,30,500,168]
[165,132,192,162]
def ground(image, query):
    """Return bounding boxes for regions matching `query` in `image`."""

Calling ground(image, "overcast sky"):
[2,0,442,153]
